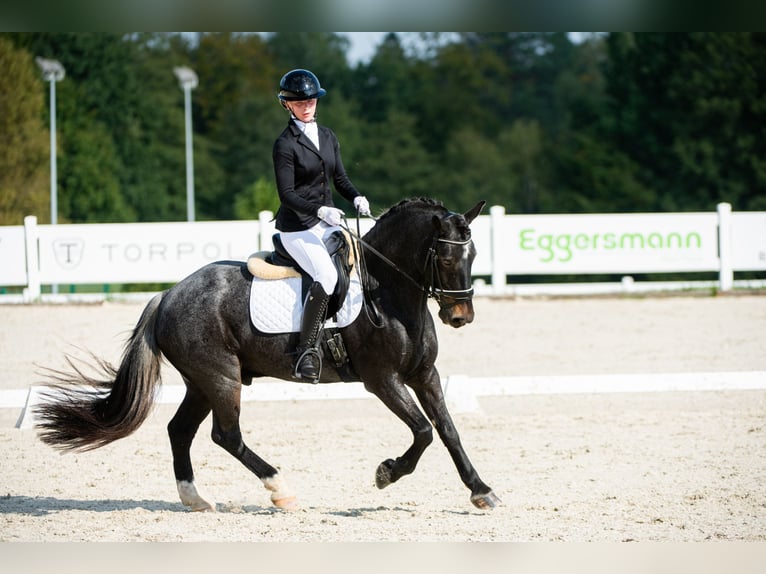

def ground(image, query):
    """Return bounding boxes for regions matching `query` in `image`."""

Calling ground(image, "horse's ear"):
[463,200,486,225]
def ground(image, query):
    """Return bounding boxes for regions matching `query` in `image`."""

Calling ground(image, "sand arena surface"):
[0,294,765,541]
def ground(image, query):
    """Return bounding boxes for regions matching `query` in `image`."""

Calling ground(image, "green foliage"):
[354,110,436,208]
[213,93,283,215]
[234,176,280,220]
[0,36,49,224]
[605,32,766,211]
[58,110,129,222]
[0,31,764,227]
[267,32,352,92]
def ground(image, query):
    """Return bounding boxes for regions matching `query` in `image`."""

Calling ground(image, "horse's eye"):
[441,258,454,267]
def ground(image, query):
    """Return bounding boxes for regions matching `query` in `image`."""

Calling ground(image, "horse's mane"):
[376,197,447,223]
[375,197,473,241]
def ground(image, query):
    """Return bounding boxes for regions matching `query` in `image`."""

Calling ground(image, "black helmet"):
[277,69,327,101]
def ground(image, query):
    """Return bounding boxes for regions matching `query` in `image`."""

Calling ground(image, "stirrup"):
[293,347,322,384]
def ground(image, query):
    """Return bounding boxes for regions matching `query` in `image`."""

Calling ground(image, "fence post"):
[717,202,733,292]
[23,215,41,302]
[258,210,275,251]
[489,205,506,295]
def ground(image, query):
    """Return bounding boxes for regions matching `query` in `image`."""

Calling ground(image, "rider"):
[273,68,371,382]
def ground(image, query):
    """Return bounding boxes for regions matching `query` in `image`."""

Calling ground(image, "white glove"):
[353,196,371,216]
[317,205,344,226]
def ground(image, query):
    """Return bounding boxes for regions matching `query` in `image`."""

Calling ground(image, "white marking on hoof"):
[262,474,299,510]
[177,480,215,512]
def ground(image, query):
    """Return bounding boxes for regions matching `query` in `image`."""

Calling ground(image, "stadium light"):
[173,66,198,222]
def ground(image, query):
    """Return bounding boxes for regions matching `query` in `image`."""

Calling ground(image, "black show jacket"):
[272,119,361,232]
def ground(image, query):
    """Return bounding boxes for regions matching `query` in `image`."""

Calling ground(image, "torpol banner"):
[36,220,262,283]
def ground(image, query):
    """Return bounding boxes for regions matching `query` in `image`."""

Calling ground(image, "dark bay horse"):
[35,197,501,511]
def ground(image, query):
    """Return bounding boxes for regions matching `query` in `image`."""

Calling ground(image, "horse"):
[34,197,501,511]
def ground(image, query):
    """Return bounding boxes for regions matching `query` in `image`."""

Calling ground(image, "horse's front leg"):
[365,376,435,489]
[413,369,501,510]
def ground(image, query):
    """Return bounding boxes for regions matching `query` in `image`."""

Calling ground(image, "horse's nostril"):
[451,317,467,328]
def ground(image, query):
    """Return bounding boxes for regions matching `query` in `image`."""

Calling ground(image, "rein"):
[342,214,475,315]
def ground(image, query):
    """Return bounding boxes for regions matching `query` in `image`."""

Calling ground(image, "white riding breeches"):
[279,221,340,295]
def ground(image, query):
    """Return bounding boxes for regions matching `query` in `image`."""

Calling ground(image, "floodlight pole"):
[173,67,198,222]
[36,57,65,226]
[36,57,65,295]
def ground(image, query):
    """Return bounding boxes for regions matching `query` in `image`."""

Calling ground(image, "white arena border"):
[3,370,765,429]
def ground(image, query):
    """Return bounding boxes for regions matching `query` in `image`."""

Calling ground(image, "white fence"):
[1,202,765,302]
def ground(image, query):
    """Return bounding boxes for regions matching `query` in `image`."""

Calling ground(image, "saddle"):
[247,230,359,381]
[247,230,354,320]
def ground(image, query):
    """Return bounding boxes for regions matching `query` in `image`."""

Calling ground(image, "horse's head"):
[430,200,486,328]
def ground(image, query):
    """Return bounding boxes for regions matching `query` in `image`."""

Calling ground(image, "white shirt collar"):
[292,116,319,149]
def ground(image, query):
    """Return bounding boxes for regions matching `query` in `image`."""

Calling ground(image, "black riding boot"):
[294,281,330,383]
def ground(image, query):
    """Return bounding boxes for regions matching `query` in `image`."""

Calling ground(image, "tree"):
[352,33,414,124]
[552,130,656,213]
[0,36,49,224]
[409,38,509,150]
[500,119,550,213]
[57,110,129,222]
[605,33,766,211]
[353,110,437,208]
[234,176,280,219]
[267,32,351,89]
[4,32,759,228]
[442,127,511,213]
[191,33,276,136]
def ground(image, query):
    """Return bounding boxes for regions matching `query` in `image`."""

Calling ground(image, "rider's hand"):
[354,196,371,216]
[317,206,344,226]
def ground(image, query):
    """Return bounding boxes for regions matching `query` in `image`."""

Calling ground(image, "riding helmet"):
[277,69,327,101]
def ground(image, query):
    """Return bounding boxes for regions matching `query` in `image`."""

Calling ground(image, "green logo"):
[519,228,703,263]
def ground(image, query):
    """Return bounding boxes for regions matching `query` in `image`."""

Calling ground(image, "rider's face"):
[288,99,317,122]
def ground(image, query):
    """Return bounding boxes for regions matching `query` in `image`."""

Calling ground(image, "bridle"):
[342,215,475,312]
[424,236,475,309]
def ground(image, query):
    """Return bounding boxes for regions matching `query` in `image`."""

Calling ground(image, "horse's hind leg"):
[210,384,298,510]
[168,384,214,511]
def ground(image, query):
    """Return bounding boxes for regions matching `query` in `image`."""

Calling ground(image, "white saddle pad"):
[249,271,363,334]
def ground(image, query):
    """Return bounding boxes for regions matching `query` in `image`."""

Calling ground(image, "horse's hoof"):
[190,500,216,512]
[272,496,300,511]
[177,480,215,512]
[471,490,501,510]
[375,459,395,489]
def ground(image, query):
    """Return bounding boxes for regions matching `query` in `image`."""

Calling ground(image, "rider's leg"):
[279,223,338,382]
[294,281,330,382]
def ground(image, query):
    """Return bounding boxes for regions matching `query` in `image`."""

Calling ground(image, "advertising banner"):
[499,212,720,274]
[36,220,261,284]
[0,226,28,286]
[3,206,765,294]
[731,212,766,271]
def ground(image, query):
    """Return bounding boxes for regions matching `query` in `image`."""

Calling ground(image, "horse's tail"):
[35,292,166,452]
